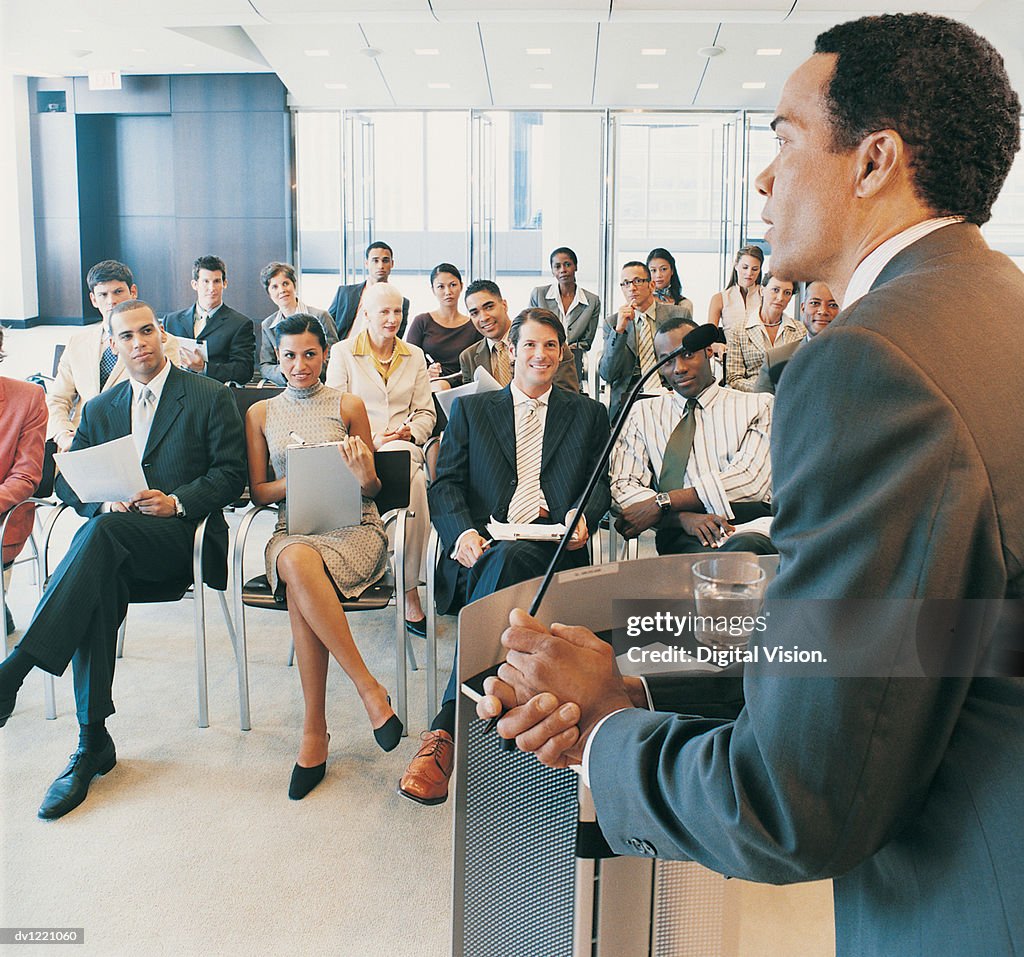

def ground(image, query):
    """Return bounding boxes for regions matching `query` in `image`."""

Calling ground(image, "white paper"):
[435,367,502,418]
[54,435,148,504]
[712,515,773,548]
[176,337,208,361]
[486,518,567,542]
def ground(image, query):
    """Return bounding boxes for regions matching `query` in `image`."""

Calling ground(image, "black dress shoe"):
[405,617,427,638]
[288,761,326,800]
[38,738,117,820]
[0,692,15,728]
[4,602,13,635]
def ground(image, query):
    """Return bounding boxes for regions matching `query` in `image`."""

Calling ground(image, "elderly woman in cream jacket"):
[326,283,435,632]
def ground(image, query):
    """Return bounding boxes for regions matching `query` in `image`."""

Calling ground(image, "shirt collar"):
[746,310,800,332]
[842,217,964,310]
[197,302,223,321]
[510,381,552,408]
[546,283,587,318]
[486,334,510,353]
[270,301,307,328]
[129,358,172,405]
[352,330,410,358]
[671,380,718,412]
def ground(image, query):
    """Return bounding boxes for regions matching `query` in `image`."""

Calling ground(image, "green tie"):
[658,398,698,490]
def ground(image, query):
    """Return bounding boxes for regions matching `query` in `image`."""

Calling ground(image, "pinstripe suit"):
[429,385,610,616]
[17,363,246,723]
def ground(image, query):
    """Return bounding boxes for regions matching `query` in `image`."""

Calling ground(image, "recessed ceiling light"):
[428,82,451,90]
[757,48,783,56]
[132,48,147,54]
[636,83,659,90]
[415,48,439,56]
[361,47,383,59]
[530,83,553,90]
[304,49,329,57]
[324,82,348,90]
[641,48,667,56]
[526,48,551,56]
[183,62,196,67]
[743,81,766,89]
[698,45,726,58]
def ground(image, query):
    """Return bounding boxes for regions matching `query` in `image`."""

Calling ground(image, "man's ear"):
[854,129,905,199]
[190,279,199,293]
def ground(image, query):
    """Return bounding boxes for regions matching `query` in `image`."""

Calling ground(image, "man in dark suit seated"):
[327,241,410,341]
[476,14,1024,957]
[398,308,609,806]
[753,280,839,394]
[610,315,775,555]
[0,300,246,820]
[458,280,579,393]
[163,255,255,384]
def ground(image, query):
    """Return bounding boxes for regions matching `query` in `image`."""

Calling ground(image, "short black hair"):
[275,313,327,350]
[260,261,296,290]
[430,263,462,286]
[621,261,651,280]
[86,260,134,292]
[549,246,578,267]
[655,315,699,339]
[814,13,1020,226]
[465,279,502,301]
[192,256,226,282]
[509,308,567,349]
[365,241,393,259]
[108,299,156,331]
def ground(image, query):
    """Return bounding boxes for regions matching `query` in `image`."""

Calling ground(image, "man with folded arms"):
[0,300,246,819]
[398,308,608,807]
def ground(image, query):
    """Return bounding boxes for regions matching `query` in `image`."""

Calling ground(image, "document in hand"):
[435,367,502,418]
[54,435,148,504]
[176,337,209,361]
[486,518,568,542]
[713,515,773,548]
[286,442,363,535]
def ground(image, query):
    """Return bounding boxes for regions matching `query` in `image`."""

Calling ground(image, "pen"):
[288,431,307,445]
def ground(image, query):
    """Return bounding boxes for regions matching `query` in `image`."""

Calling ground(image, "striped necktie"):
[492,340,512,387]
[658,397,698,490]
[635,311,657,375]
[194,309,208,337]
[99,346,118,389]
[132,387,155,460]
[506,398,544,524]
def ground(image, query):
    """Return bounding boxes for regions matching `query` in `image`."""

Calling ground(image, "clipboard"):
[285,442,362,535]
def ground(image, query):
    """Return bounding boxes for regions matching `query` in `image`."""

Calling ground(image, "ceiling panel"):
[250,0,434,23]
[611,0,791,22]
[361,23,491,108]
[432,0,607,22]
[693,22,823,109]
[593,23,720,108]
[479,22,598,106]
[246,24,393,107]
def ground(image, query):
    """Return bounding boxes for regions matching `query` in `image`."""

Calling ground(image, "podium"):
[450,553,785,957]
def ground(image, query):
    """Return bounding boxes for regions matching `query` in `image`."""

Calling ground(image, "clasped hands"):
[454,514,590,569]
[474,608,645,768]
[615,496,734,546]
[110,489,176,517]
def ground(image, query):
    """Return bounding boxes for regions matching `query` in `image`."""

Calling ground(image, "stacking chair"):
[232,448,418,734]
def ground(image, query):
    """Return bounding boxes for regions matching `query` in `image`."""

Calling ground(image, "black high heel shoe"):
[288,761,326,800]
[373,696,404,753]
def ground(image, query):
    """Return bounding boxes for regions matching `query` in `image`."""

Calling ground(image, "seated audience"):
[327,241,409,341]
[257,262,338,385]
[246,314,402,799]
[529,247,601,382]
[647,247,693,312]
[707,244,764,333]
[327,284,434,632]
[398,308,610,806]
[405,264,481,391]
[163,255,255,384]
[599,261,691,421]
[0,299,246,820]
[611,316,774,555]
[460,280,579,393]
[47,260,181,452]
[725,274,802,392]
[754,280,839,393]
[0,328,47,634]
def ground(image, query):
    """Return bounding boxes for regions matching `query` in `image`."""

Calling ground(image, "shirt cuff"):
[451,528,478,560]
[689,469,732,519]
[580,708,632,790]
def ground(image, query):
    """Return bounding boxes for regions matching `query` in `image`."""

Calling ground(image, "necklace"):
[762,318,783,327]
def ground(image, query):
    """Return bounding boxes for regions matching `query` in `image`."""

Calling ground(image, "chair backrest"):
[51,343,66,378]
[229,384,284,421]
[34,439,58,499]
[373,449,411,514]
[422,435,441,485]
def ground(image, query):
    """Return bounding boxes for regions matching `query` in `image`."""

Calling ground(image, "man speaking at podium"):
[478,14,1024,956]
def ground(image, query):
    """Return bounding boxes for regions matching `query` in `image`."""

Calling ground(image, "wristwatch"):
[170,494,186,518]
[655,492,672,512]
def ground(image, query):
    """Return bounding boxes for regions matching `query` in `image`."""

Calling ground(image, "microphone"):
[486,322,726,747]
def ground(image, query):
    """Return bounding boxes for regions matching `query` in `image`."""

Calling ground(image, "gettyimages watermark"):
[613,598,1024,678]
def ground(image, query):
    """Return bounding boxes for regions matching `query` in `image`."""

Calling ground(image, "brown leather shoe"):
[398,730,454,806]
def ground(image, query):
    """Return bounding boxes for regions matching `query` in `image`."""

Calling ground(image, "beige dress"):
[264,383,388,597]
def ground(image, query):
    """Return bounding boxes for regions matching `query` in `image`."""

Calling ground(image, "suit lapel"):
[541,387,572,472]
[196,308,222,343]
[109,380,133,439]
[143,365,185,457]
[485,389,516,472]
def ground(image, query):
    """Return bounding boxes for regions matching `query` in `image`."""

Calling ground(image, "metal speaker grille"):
[459,718,579,957]
[652,861,726,957]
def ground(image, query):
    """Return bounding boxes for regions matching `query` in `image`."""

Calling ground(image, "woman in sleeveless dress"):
[245,314,402,800]
[707,244,765,333]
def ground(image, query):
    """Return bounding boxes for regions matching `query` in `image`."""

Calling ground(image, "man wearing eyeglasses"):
[599,262,691,421]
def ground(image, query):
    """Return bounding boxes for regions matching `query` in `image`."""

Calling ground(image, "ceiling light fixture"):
[324,82,348,90]
[530,83,553,90]
[698,45,725,58]
[428,82,451,89]
[757,48,783,56]
[304,49,329,57]
[641,48,667,56]
[743,81,766,89]
[636,83,659,90]
[362,47,383,59]
[414,48,439,56]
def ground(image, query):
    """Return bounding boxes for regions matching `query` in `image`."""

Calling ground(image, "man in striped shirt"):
[610,315,775,554]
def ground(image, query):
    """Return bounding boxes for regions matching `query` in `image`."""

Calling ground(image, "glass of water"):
[692,557,767,651]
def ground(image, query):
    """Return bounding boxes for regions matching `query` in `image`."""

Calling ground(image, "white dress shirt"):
[545,283,588,324]
[609,382,773,520]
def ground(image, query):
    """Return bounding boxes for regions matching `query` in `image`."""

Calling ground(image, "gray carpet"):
[2,508,457,957]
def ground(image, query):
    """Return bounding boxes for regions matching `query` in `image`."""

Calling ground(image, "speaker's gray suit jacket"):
[589,223,1024,956]
[752,336,805,394]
